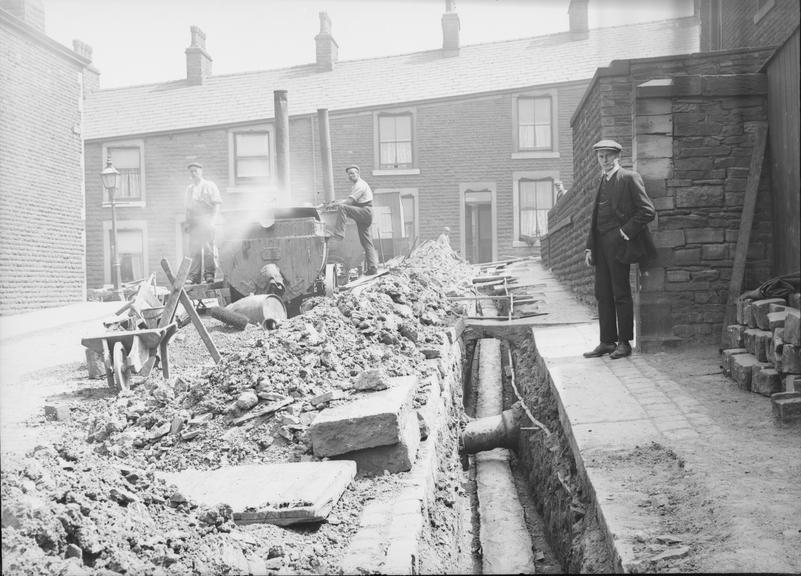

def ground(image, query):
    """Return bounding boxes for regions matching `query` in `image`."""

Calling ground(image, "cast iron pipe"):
[458,401,525,469]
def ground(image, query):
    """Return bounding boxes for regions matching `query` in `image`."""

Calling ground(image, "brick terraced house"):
[81,1,698,290]
[0,0,93,314]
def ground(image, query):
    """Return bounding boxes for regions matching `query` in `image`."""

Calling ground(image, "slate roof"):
[84,16,698,140]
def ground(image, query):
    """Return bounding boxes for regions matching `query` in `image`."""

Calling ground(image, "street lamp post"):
[101,156,123,301]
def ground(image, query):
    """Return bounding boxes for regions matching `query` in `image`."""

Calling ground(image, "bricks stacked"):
[722,292,801,421]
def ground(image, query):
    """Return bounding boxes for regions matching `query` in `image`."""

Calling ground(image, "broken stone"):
[310,390,341,407]
[332,411,421,476]
[236,391,258,411]
[352,368,389,391]
[44,405,71,422]
[649,546,690,562]
[63,544,83,562]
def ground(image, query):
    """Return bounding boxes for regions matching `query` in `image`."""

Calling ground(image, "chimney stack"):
[315,12,338,72]
[441,0,460,56]
[185,25,212,85]
[2,0,45,32]
[568,0,589,40]
[73,39,99,94]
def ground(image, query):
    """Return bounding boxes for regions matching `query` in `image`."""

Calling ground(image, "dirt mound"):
[1,239,475,575]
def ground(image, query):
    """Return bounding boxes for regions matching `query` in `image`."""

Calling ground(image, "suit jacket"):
[586,167,656,264]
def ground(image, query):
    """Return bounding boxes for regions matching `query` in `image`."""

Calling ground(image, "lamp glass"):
[101,161,120,190]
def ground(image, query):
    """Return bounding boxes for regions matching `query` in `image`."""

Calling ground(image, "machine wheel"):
[324,263,337,296]
[112,342,131,393]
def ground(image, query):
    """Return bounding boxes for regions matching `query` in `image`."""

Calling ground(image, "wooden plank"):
[161,260,221,364]
[157,461,357,526]
[340,268,390,289]
[159,257,192,328]
[230,397,293,425]
[720,122,768,349]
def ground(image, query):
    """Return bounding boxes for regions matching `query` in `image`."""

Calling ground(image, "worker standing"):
[583,140,655,360]
[327,164,379,276]
[184,162,222,284]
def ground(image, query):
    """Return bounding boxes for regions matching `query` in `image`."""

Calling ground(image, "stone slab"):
[767,311,788,331]
[784,308,801,347]
[752,298,786,330]
[730,353,760,391]
[772,392,801,421]
[743,328,770,356]
[721,348,748,377]
[333,411,421,477]
[310,376,418,457]
[781,345,801,375]
[754,330,773,363]
[743,302,755,328]
[158,461,356,526]
[727,324,745,348]
[751,366,782,397]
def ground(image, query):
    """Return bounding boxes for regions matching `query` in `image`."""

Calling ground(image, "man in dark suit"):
[583,140,656,359]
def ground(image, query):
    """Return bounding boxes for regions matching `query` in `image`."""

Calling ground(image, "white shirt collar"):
[602,164,620,181]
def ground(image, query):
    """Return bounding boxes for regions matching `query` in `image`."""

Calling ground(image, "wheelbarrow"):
[81,323,178,393]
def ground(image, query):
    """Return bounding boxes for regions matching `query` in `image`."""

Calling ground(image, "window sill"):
[512,240,540,249]
[102,201,145,208]
[511,151,560,159]
[754,0,774,23]
[225,184,276,195]
[372,169,421,176]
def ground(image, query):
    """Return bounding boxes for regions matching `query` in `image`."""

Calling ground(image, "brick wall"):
[700,0,800,51]
[84,81,588,287]
[0,17,86,314]
[542,47,776,347]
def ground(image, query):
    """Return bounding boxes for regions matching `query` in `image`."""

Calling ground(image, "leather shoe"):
[610,341,632,360]
[583,342,616,358]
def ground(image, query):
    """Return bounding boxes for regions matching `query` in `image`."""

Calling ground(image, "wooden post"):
[720,122,768,350]
[159,257,192,328]
[161,259,221,364]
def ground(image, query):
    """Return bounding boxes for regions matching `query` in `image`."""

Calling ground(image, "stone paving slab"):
[310,375,418,457]
[158,461,356,526]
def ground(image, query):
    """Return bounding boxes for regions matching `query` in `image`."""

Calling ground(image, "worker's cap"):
[344,164,360,174]
[592,140,623,152]
[187,162,203,170]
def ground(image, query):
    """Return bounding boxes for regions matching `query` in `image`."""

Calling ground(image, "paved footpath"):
[507,258,801,573]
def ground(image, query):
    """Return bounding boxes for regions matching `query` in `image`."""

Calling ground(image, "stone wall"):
[541,47,776,348]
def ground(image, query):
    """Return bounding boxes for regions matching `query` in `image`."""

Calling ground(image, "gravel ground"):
[1,238,477,576]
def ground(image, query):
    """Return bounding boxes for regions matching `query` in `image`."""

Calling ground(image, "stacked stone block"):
[309,376,421,476]
[722,293,801,421]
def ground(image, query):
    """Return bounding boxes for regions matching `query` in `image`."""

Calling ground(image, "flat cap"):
[187,162,203,170]
[592,140,623,152]
[344,164,360,174]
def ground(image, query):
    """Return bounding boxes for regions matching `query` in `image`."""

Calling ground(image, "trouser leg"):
[597,231,633,342]
[340,205,378,271]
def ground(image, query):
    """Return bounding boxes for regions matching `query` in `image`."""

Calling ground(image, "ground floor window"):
[519,178,554,238]
[104,221,147,285]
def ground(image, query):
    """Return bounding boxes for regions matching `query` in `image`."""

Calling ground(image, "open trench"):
[416,325,614,574]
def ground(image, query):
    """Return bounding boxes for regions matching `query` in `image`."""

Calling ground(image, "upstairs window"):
[234,131,270,184]
[378,113,413,169]
[104,145,142,203]
[517,96,552,151]
[519,178,554,238]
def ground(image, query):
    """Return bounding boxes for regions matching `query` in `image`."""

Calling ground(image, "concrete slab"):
[310,375,418,457]
[158,461,356,526]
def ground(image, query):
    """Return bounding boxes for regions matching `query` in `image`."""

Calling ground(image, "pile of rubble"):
[1,238,475,575]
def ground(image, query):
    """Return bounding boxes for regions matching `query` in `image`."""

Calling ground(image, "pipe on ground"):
[460,401,525,456]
